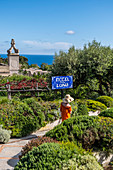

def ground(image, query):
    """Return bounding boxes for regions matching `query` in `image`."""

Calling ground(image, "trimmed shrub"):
[86,99,107,112]
[66,155,103,170]
[0,125,11,143]
[45,116,113,152]
[15,142,102,170]
[96,96,113,107]
[15,142,76,169]
[19,136,59,159]
[99,108,113,119]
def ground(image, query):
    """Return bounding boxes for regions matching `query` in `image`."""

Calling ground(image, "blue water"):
[0,54,54,67]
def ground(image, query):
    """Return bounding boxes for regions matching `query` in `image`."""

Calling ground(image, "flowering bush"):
[0,78,48,90]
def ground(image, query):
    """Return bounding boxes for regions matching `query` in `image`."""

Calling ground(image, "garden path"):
[0,111,101,170]
[0,119,61,170]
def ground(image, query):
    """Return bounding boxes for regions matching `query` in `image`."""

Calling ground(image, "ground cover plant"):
[96,96,113,107]
[45,116,113,153]
[15,142,103,170]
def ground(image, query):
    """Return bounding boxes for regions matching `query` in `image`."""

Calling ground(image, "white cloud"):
[23,40,72,51]
[66,30,75,35]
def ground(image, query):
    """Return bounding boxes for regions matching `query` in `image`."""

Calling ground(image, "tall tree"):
[51,40,113,96]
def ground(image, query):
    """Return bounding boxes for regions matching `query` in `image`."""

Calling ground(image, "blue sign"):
[52,76,73,90]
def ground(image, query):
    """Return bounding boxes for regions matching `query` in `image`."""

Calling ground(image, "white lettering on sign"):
[56,77,69,83]
[57,83,68,88]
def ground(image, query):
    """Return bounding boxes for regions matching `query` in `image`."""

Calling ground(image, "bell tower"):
[7,39,19,75]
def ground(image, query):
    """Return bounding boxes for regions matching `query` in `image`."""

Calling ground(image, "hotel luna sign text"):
[52,76,73,90]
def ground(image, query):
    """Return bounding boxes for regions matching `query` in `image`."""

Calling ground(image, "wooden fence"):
[0,84,49,100]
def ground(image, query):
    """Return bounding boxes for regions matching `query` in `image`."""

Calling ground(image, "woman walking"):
[60,94,74,122]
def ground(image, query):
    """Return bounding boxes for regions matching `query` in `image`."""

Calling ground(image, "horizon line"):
[0,53,55,56]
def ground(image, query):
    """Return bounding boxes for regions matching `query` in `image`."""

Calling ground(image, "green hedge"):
[86,99,107,112]
[45,116,113,152]
[96,96,113,107]
[99,108,113,119]
[14,142,103,170]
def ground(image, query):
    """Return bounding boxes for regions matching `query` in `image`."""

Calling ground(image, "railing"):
[0,83,49,100]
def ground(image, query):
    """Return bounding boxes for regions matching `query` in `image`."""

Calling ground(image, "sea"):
[0,54,54,67]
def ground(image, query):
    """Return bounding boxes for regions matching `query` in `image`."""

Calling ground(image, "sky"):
[0,0,113,55]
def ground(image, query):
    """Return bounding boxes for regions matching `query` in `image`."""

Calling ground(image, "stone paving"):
[0,120,61,170]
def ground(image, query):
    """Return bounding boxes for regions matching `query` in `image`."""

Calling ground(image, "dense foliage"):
[66,154,103,170]
[40,63,51,71]
[86,99,107,111]
[71,99,107,116]
[96,96,113,107]
[51,40,113,98]
[0,75,31,84]
[0,56,8,64]
[19,136,59,159]
[45,116,113,152]
[22,98,45,125]
[0,99,45,137]
[19,55,29,68]
[76,100,88,115]
[0,97,61,137]
[99,108,113,119]
[40,100,61,121]
[15,142,103,170]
